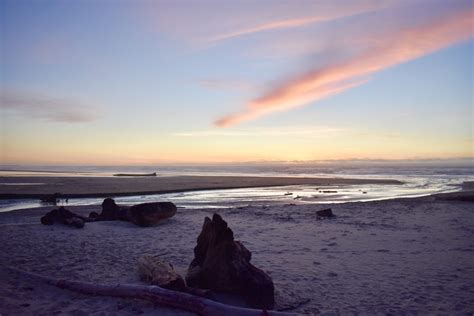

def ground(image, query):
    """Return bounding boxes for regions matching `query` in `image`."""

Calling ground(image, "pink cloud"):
[215,8,473,127]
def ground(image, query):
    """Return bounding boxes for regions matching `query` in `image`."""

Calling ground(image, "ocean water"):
[0,162,472,212]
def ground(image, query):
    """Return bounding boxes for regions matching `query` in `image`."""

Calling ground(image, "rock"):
[129,202,177,227]
[316,208,334,218]
[40,207,85,228]
[185,214,274,309]
[138,255,186,291]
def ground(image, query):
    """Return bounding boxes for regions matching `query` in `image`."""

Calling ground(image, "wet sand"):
[0,175,401,198]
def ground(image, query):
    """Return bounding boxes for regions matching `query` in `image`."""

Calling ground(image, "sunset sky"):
[1,0,473,165]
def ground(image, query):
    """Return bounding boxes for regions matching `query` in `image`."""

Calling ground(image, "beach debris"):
[138,255,210,298]
[89,198,177,227]
[40,192,62,205]
[284,192,293,196]
[40,207,86,228]
[321,190,337,194]
[95,198,129,221]
[9,267,300,316]
[316,208,335,218]
[113,172,157,177]
[88,211,100,219]
[138,255,186,290]
[129,202,177,227]
[186,214,275,310]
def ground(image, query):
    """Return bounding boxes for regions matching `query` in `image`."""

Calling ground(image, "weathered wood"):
[40,207,86,228]
[138,255,186,290]
[129,202,177,227]
[138,255,210,298]
[186,214,275,309]
[93,198,129,221]
[91,198,177,227]
[8,267,301,316]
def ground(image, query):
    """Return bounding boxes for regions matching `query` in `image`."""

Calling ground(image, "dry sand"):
[0,192,473,315]
[0,175,401,198]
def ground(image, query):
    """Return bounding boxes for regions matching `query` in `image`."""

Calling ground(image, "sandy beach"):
[1,188,473,315]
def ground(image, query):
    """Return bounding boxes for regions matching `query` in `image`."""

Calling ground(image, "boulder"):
[316,208,334,218]
[40,207,85,228]
[129,202,177,227]
[186,214,274,309]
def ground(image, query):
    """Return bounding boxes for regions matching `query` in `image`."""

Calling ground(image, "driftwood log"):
[8,267,301,316]
[129,202,177,227]
[40,207,86,228]
[89,198,177,227]
[186,214,275,310]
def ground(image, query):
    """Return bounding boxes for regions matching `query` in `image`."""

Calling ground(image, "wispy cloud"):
[201,1,391,44]
[205,15,341,44]
[215,8,473,127]
[146,1,391,46]
[173,126,345,137]
[1,90,101,123]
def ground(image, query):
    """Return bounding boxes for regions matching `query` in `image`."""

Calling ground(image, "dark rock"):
[129,202,177,227]
[186,214,274,309]
[40,207,85,228]
[316,208,334,218]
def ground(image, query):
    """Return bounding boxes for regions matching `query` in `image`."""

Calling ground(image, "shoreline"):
[0,175,402,200]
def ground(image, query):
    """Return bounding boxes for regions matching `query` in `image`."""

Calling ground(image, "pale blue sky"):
[1,0,473,164]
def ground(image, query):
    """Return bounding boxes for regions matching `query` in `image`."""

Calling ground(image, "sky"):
[1,0,473,165]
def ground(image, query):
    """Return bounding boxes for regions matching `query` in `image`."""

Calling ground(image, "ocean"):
[0,161,473,212]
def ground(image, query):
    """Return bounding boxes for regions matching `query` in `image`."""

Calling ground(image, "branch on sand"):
[8,267,303,316]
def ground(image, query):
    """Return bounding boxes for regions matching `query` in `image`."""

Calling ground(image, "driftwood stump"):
[92,198,129,221]
[186,214,275,309]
